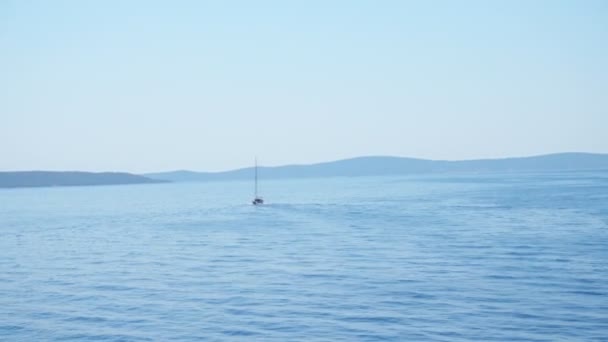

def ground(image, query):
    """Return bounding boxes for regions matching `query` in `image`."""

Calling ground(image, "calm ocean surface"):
[1,172,607,341]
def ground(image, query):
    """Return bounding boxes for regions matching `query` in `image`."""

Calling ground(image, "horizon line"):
[148,151,607,174]
[4,151,606,175]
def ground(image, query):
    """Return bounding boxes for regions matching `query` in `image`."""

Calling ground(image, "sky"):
[1,0,607,173]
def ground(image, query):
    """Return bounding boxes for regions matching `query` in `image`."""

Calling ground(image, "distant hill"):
[145,153,608,182]
[0,171,167,189]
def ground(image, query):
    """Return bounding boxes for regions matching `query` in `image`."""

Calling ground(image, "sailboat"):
[252,158,264,205]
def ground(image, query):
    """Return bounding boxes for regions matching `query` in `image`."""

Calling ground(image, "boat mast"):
[254,157,258,198]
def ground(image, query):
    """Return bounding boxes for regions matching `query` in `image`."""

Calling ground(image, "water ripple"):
[1,173,607,340]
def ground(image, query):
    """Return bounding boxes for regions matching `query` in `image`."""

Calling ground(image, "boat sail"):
[252,157,264,205]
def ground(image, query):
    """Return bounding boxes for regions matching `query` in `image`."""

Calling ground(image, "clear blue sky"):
[1,0,607,172]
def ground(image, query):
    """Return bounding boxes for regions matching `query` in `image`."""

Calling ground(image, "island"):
[145,152,608,182]
[0,171,168,189]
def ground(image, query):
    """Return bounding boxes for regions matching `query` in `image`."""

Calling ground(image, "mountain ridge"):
[0,171,167,189]
[145,152,608,182]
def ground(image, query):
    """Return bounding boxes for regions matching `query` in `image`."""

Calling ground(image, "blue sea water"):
[1,172,607,341]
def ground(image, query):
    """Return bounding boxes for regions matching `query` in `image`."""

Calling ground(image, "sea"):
[1,171,607,341]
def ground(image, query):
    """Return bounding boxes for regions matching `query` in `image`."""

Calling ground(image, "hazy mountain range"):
[145,152,608,182]
[2,153,607,188]
[0,171,165,188]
